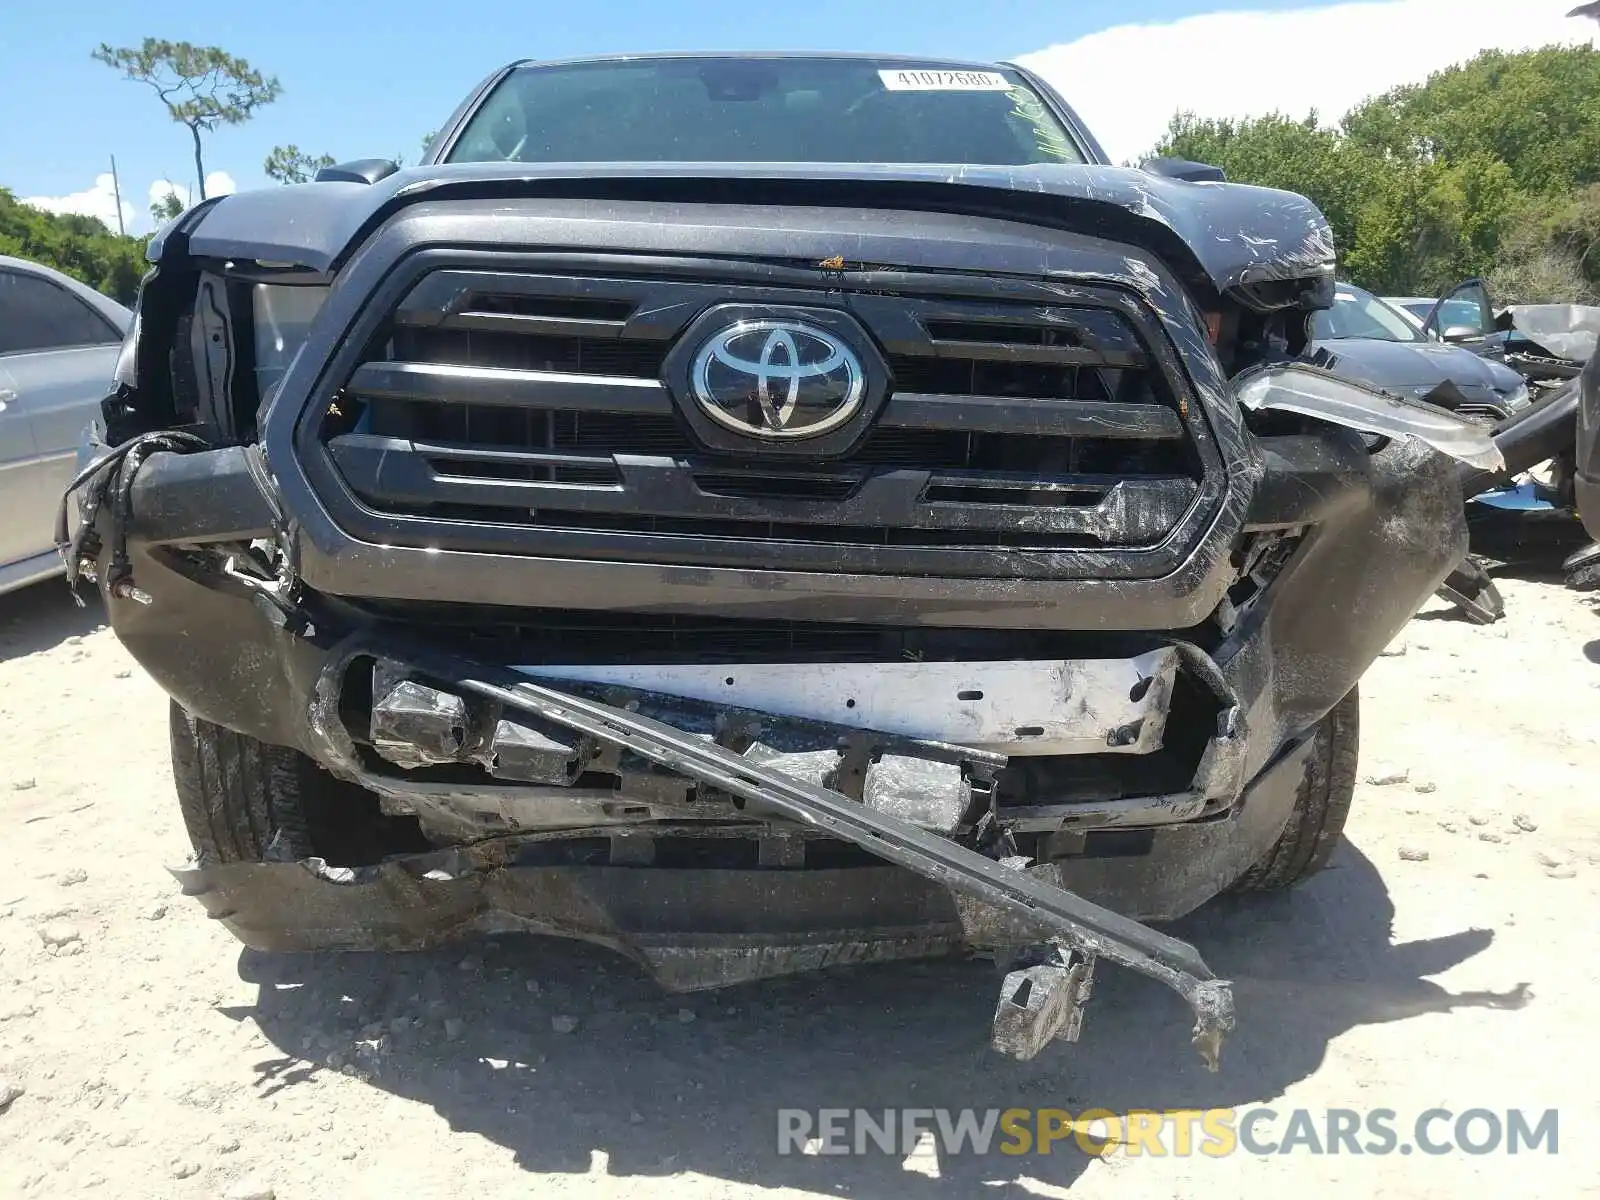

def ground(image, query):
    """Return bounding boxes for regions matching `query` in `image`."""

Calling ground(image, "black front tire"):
[170,702,422,866]
[1233,688,1360,891]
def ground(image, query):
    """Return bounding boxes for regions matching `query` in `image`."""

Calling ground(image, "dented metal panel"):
[175,160,1333,302]
[1504,304,1600,364]
[991,945,1096,1061]
[521,651,1179,756]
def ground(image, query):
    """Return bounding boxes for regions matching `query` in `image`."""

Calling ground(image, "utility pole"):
[108,155,126,237]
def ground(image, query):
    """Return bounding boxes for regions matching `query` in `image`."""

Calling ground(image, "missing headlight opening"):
[252,282,330,405]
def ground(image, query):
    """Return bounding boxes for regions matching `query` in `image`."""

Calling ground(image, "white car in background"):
[0,256,132,596]
[1385,294,1493,336]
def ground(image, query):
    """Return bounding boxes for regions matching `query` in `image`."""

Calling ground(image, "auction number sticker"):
[878,69,1012,92]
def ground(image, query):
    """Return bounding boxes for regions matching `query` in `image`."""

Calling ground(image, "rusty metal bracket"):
[351,639,1235,1068]
[991,944,1097,1061]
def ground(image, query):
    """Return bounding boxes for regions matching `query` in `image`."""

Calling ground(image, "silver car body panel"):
[0,256,130,596]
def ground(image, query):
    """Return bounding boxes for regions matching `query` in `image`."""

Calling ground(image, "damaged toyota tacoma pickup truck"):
[62,53,1498,1068]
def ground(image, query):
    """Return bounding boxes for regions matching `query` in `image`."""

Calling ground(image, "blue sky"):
[2,0,1594,234]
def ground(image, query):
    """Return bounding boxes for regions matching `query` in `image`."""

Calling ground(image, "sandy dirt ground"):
[1,574,1597,1199]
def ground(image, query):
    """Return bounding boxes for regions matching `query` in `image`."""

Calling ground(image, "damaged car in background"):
[1421,285,1600,599]
[61,53,1500,1069]
[1311,280,1533,422]
[1316,277,1600,614]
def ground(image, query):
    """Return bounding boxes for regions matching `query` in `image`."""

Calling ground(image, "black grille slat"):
[552,411,691,455]
[464,293,636,322]
[925,318,1091,348]
[492,509,1106,549]
[887,354,1131,403]
[880,393,1184,439]
[365,401,692,454]
[351,414,1188,479]
[901,301,1150,369]
[692,472,865,502]
[395,327,667,377]
[852,427,968,468]
[855,427,1189,475]
[350,361,670,412]
[330,433,1196,548]
[422,445,624,487]
[324,266,1212,572]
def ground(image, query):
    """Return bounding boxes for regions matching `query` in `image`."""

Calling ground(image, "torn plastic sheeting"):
[1235,365,1505,472]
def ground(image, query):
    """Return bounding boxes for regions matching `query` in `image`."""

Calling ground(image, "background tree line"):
[1153,43,1600,303]
[1,188,149,303]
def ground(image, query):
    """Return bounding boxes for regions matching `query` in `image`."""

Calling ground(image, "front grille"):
[318,264,1213,578]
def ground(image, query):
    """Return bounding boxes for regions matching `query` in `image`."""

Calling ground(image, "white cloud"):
[24,170,240,237]
[23,173,135,235]
[148,179,183,212]
[1016,0,1599,164]
[149,171,240,214]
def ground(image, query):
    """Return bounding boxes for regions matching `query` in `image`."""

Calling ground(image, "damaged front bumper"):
[72,365,1477,1069]
[178,637,1336,1068]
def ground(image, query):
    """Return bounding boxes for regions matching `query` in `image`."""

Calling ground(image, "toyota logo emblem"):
[689,319,866,439]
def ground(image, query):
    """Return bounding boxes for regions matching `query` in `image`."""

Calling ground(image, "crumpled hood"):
[1312,336,1526,400]
[162,160,1334,300]
[1505,304,1600,363]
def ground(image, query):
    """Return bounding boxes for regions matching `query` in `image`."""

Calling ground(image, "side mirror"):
[1423,278,1496,342]
[1142,157,1227,184]
[313,158,401,186]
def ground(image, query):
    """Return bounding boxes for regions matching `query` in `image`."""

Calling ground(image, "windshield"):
[445,58,1086,167]
[1312,285,1424,343]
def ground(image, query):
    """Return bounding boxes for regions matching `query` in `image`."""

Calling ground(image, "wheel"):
[170,701,422,866]
[1233,688,1360,891]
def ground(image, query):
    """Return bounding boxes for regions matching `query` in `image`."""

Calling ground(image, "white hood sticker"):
[878,69,1012,92]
